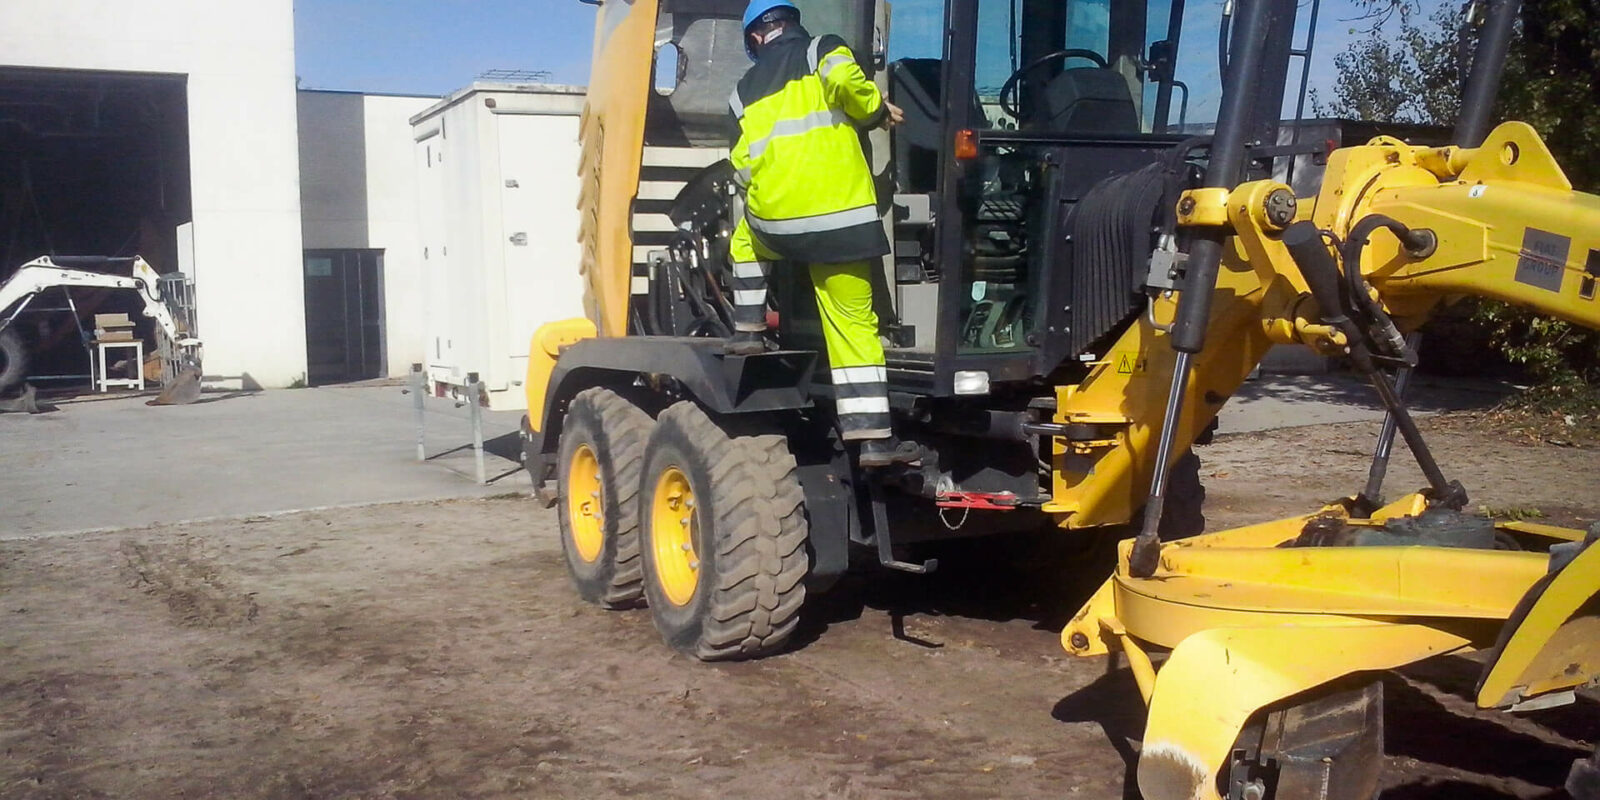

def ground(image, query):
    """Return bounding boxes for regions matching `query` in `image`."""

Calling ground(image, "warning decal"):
[1115,354,1146,374]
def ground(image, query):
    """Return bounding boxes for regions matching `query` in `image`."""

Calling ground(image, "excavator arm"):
[0,256,193,347]
[1064,122,1600,800]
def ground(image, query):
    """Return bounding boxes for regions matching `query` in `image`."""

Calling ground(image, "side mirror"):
[1145,39,1176,83]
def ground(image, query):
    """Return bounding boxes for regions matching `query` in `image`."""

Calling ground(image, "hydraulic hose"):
[1341,214,1432,361]
[1282,221,1464,507]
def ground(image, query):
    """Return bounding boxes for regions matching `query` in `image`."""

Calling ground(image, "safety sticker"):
[1514,228,1569,293]
[1115,353,1146,374]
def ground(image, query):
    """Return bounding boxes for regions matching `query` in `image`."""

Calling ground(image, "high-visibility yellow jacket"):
[730,28,891,264]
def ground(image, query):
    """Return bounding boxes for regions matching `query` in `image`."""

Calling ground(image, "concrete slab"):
[0,373,1515,538]
[0,386,528,538]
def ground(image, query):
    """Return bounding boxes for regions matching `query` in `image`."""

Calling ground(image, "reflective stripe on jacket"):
[730,29,891,264]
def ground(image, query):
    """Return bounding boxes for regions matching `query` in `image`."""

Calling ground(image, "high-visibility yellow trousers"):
[729,218,891,440]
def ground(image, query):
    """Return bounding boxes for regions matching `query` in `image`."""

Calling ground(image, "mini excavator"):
[523,0,1600,797]
[0,255,202,403]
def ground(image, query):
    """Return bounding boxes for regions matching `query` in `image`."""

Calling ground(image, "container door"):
[416,133,453,378]
[496,113,586,386]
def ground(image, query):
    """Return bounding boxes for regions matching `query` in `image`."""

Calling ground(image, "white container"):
[410,83,587,410]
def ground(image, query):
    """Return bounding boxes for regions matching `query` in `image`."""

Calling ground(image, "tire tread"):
[561,388,652,608]
[650,402,808,661]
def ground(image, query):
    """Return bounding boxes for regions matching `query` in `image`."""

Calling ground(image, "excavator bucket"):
[0,383,41,413]
[148,366,202,405]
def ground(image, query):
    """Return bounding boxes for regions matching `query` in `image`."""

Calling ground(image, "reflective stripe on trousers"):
[831,363,891,440]
[729,258,772,332]
[728,220,890,440]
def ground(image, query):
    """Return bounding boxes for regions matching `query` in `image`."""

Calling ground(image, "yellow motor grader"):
[522,0,1600,797]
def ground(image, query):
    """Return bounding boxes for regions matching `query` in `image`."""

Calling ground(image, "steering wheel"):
[998,49,1110,119]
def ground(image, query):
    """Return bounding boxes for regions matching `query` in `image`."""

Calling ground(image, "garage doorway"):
[303,249,384,385]
[0,67,192,386]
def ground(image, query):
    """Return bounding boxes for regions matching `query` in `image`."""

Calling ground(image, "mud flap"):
[1476,528,1600,709]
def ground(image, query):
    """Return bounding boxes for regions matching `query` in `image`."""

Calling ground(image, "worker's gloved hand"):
[881,102,904,129]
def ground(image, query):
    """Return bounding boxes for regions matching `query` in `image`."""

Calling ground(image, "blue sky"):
[294,0,1423,109]
[294,0,599,94]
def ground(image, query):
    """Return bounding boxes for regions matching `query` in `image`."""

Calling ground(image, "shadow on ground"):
[794,527,1124,651]
[1053,664,1148,800]
[1232,373,1511,414]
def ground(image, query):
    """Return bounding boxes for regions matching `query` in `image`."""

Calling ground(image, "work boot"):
[858,437,923,468]
[723,331,766,356]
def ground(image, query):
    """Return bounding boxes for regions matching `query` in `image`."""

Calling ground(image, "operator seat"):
[889,58,987,192]
[1035,68,1140,134]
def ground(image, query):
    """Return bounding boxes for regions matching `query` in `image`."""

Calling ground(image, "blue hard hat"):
[743,0,799,33]
[743,0,799,58]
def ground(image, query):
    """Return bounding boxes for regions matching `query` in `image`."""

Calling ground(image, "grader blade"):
[1135,624,1463,800]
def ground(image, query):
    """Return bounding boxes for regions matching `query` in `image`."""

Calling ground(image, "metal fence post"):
[409,363,426,461]
[467,371,486,485]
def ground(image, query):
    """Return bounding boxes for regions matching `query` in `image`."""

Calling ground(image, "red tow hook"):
[935,491,1020,510]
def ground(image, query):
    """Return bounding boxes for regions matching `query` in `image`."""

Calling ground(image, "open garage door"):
[0,67,192,386]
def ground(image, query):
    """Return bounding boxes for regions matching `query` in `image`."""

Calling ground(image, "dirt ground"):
[2,416,1596,799]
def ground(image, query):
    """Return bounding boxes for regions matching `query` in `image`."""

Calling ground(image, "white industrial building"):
[0,0,586,398]
[296,90,437,386]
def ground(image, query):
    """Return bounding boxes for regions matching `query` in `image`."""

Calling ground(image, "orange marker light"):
[955,129,979,161]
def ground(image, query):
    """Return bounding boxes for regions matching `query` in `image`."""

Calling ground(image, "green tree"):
[1496,0,1600,189]
[1319,0,1600,396]
[1312,5,1464,125]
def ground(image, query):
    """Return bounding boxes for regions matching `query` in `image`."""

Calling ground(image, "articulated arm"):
[1063,122,1600,800]
[0,256,191,346]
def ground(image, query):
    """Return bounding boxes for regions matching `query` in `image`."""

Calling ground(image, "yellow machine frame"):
[538,2,1599,793]
[1060,123,1600,800]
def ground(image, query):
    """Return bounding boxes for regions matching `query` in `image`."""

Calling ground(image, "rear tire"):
[638,401,808,660]
[0,329,28,393]
[556,388,652,609]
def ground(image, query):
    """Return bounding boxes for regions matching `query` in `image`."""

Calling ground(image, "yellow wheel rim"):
[650,466,700,606]
[567,443,604,563]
